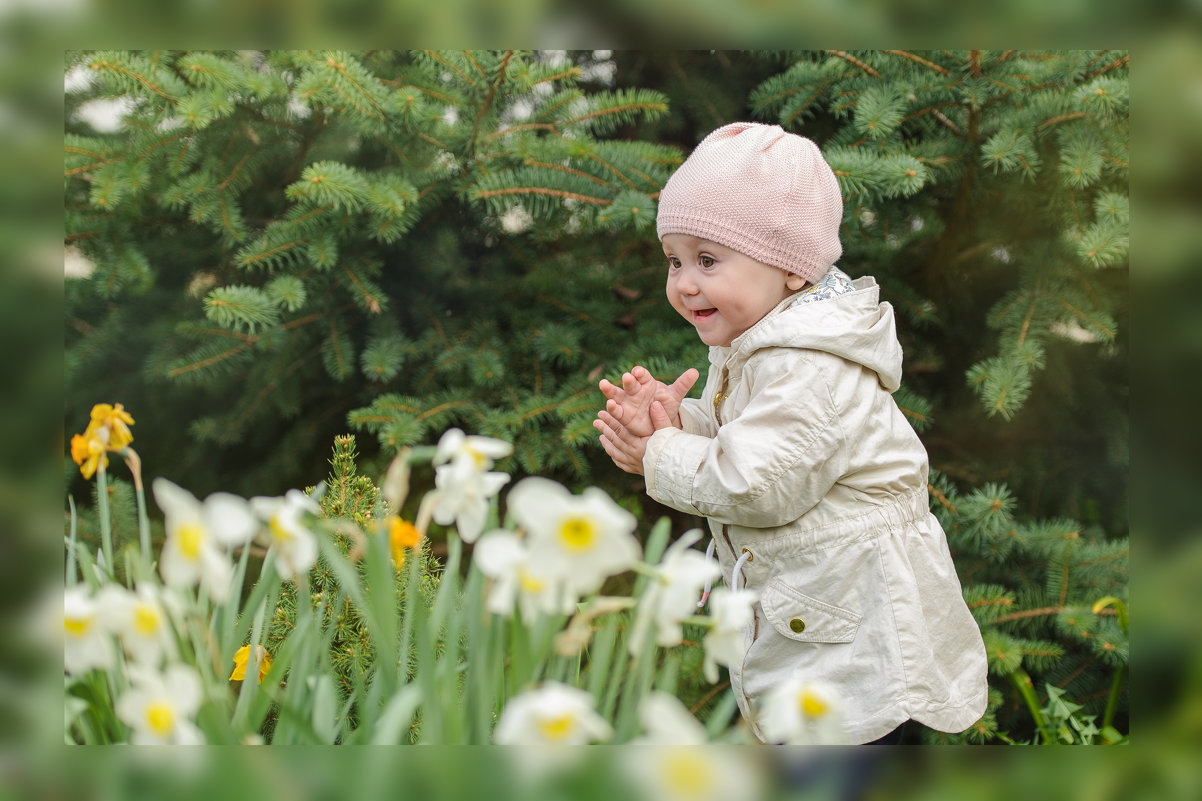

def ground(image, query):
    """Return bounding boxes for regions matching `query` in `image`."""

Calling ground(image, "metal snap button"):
[789,617,806,633]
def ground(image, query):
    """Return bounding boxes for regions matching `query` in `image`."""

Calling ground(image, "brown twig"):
[825,50,880,77]
[885,50,950,76]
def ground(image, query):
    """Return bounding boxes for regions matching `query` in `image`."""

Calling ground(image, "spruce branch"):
[469,50,512,150]
[165,341,253,379]
[420,50,478,87]
[1082,54,1129,81]
[87,53,180,103]
[824,50,880,77]
[472,186,609,206]
[883,50,950,76]
[524,159,614,188]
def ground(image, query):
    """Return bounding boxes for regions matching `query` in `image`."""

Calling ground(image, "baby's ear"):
[786,273,807,291]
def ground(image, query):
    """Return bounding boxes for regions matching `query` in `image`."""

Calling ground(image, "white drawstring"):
[731,549,753,592]
[697,540,753,607]
[697,537,717,608]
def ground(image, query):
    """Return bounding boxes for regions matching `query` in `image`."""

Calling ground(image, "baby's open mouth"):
[693,308,717,320]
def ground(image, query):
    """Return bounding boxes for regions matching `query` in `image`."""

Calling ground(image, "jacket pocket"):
[761,581,862,644]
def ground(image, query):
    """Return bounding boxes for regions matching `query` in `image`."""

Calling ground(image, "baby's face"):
[662,234,806,347]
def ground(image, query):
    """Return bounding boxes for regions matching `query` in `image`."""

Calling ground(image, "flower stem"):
[95,467,114,579]
[66,496,79,585]
[124,449,153,571]
[1008,668,1054,744]
[614,621,658,741]
[1102,663,1125,731]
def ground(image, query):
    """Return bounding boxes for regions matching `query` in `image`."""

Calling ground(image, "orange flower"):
[70,431,108,479]
[229,644,272,683]
[388,516,421,570]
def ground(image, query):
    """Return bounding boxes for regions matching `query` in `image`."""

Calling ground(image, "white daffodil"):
[96,583,179,667]
[429,429,513,543]
[756,673,847,745]
[473,529,571,622]
[700,588,759,684]
[116,664,205,745]
[507,477,641,603]
[433,427,513,470]
[630,691,708,745]
[493,682,613,745]
[629,530,721,655]
[153,479,258,602]
[250,489,320,581]
[64,584,115,675]
[619,742,768,801]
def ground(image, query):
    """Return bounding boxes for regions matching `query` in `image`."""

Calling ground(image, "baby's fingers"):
[598,378,622,402]
[630,365,655,386]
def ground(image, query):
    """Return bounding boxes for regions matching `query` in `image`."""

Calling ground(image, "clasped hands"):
[594,366,699,476]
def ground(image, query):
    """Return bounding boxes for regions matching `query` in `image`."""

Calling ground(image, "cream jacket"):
[644,277,988,743]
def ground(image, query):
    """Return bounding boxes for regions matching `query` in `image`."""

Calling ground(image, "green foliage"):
[749,50,1127,424]
[933,473,1128,743]
[263,436,440,735]
[66,49,687,499]
[65,51,1127,745]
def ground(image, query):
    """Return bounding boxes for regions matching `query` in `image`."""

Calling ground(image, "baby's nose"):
[673,270,699,294]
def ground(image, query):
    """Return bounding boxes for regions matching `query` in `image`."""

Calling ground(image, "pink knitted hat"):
[656,122,844,285]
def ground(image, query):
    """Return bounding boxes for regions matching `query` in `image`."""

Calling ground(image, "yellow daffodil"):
[387,516,421,570]
[229,644,272,683]
[70,431,108,479]
[89,403,135,451]
[69,403,136,479]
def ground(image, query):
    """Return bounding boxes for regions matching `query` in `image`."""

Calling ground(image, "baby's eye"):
[699,254,716,269]
[667,256,681,269]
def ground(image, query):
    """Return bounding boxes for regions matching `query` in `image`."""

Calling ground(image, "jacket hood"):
[716,276,903,392]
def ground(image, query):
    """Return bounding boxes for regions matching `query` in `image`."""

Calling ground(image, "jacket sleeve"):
[643,349,848,528]
[677,398,717,437]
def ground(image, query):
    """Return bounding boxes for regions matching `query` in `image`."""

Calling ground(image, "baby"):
[594,122,987,744]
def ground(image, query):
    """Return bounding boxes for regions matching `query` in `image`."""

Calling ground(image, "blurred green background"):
[1,0,1197,797]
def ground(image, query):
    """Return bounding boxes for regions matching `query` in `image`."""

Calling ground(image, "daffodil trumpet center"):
[176,523,205,560]
[65,616,92,637]
[537,714,575,742]
[799,689,830,719]
[133,603,160,636]
[518,568,546,593]
[662,752,711,797]
[557,516,596,552]
[145,701,175,736]
[269,514,293,543]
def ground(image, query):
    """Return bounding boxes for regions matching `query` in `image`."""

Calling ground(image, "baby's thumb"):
[672,368,700,398]
[649,401,672,430]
